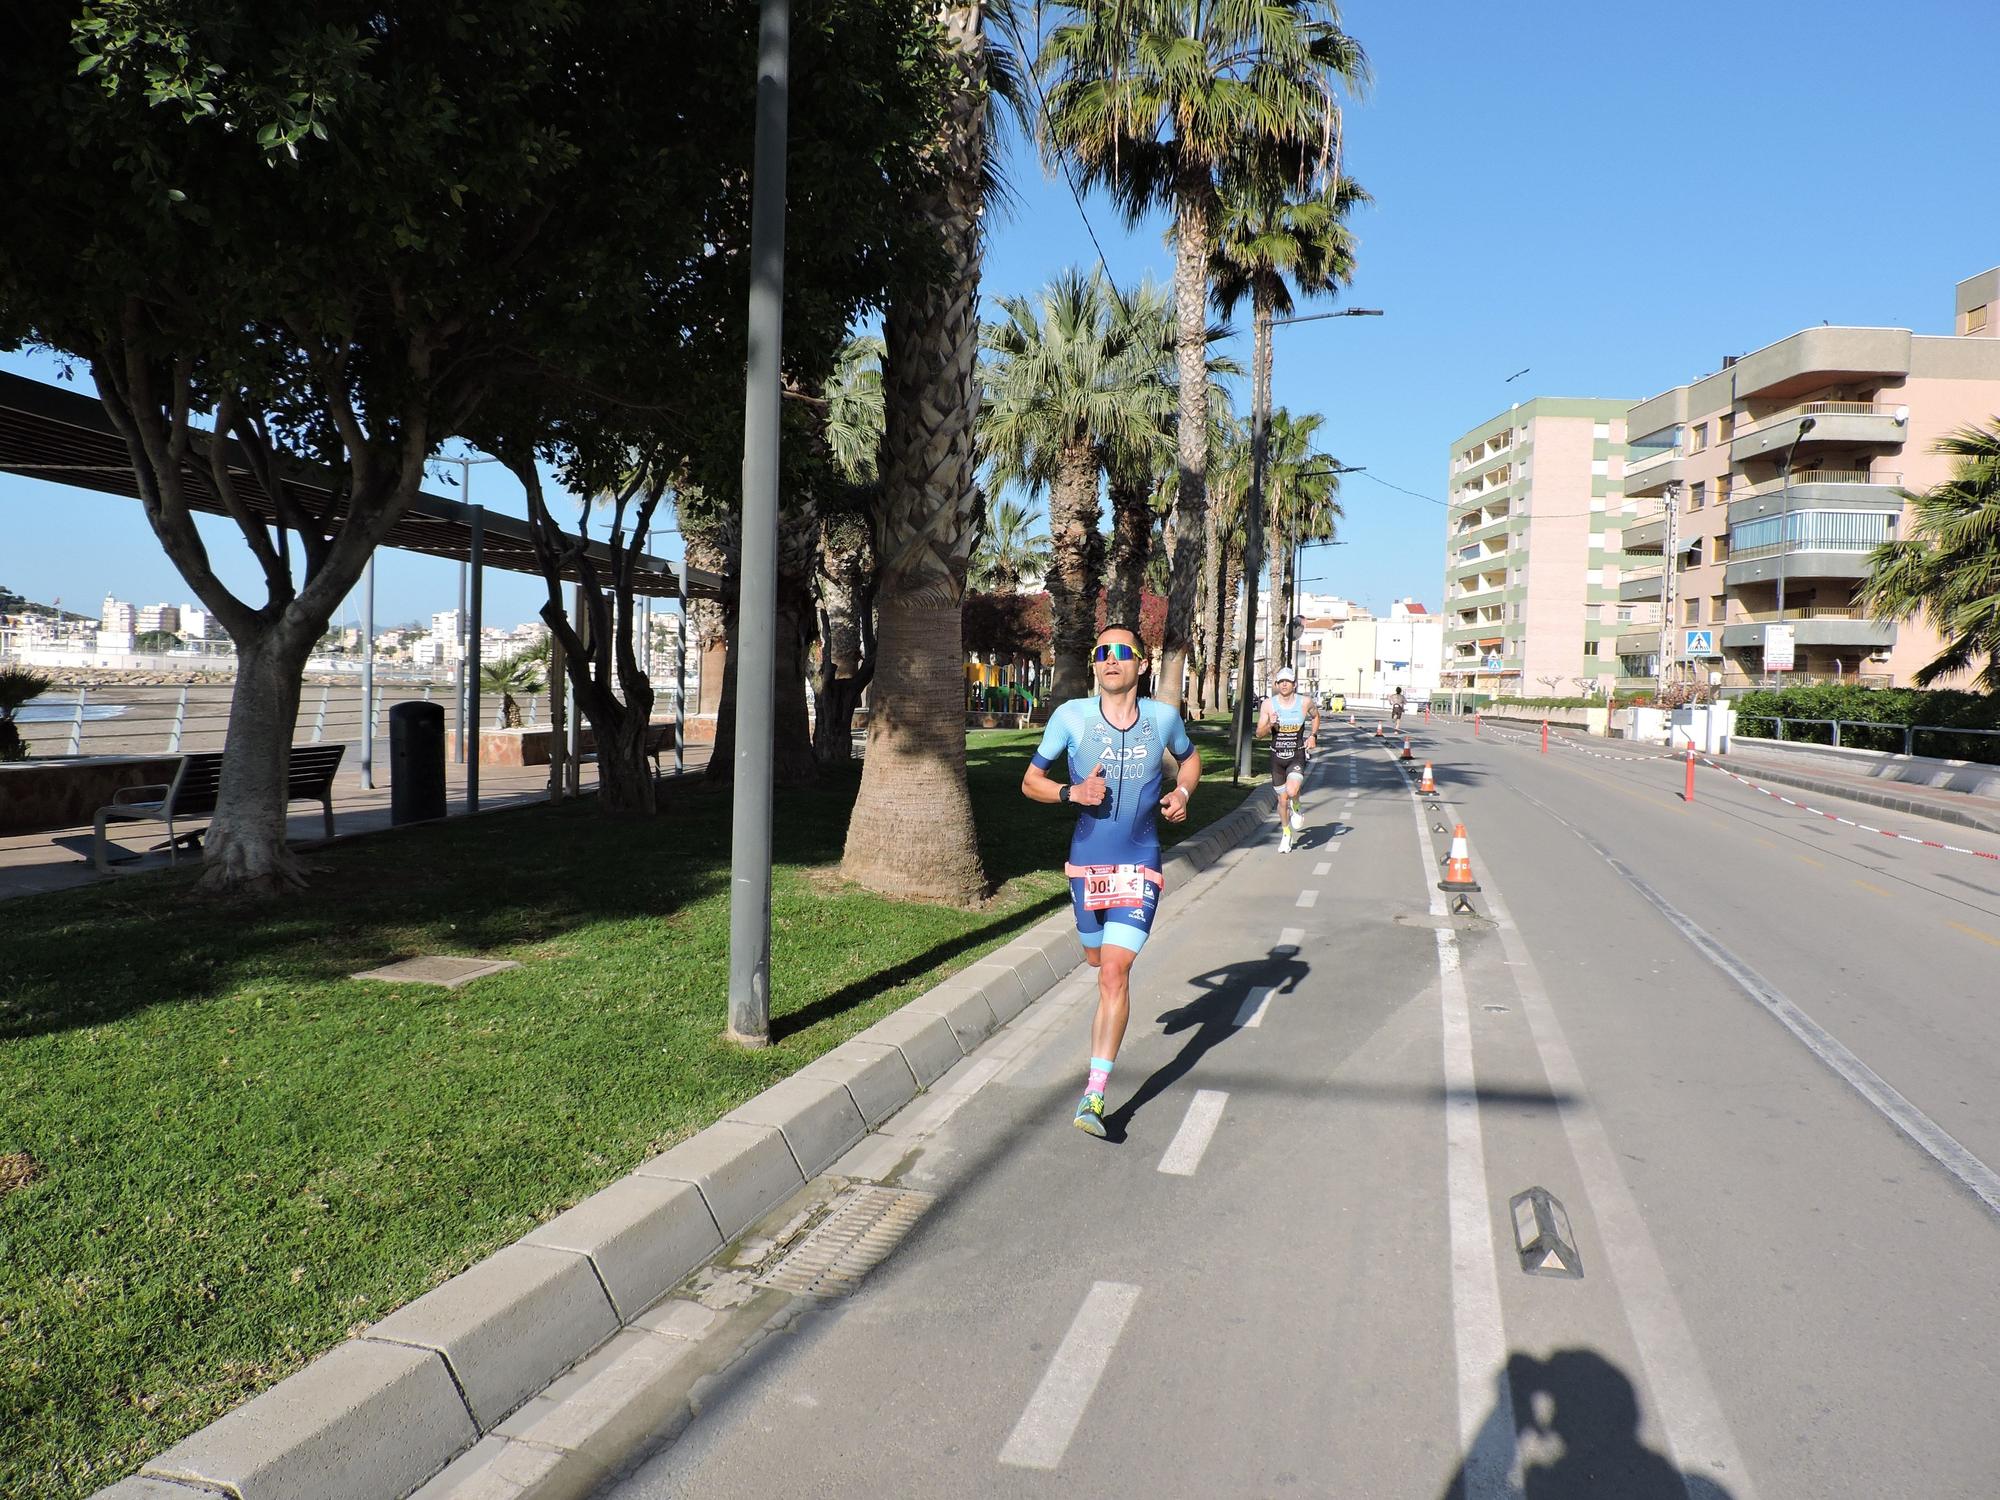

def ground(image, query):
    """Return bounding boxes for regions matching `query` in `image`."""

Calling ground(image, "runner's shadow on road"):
[1100,944,1310,1144]
[1442,1349,1735,1499]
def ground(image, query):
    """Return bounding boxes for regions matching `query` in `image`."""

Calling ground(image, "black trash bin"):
[389,700,447,825]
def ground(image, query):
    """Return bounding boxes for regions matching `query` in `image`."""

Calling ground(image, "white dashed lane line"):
[1234,987,1274,1028]
[1296,889,1319,908]
[1157,1089,1230,1174]
[1313,861,1332,875]
[1279,927,1304,947]
[998,1282,1143,1468]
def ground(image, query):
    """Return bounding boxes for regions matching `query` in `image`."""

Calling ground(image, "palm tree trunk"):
[812,514,875,764]
[1048,435,1105,703]
[1103,467,1152,627]
[1156,179,1214,709]
[1223,546,1243,707]
[840,2,988,903]
[1202,524,1228,717]
[1246,295,1275,697]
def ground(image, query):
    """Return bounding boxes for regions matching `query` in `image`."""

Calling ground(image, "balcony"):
[1726,326,1912,402]
[1723,507,1896,587]
[1730,402,1909,464]
[1622,448,1683,497]
[1614,628,1663,655]
[1619,515,1701,554]
[1727,472,1906,527]
[1721,615,1896,651]
[1619,572,1664,602]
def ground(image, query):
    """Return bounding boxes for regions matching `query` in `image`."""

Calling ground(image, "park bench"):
[575,721,676,780]
[92,744,345,872]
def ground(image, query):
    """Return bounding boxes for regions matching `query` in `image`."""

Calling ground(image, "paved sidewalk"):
[0,745,713,901]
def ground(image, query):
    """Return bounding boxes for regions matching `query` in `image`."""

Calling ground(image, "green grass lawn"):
[0,720,1250,1498]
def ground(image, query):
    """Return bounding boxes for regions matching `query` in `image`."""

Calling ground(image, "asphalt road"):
[604,716,2000,1500]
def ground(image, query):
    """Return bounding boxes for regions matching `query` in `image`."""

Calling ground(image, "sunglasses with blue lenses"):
[1091,642,1141,663]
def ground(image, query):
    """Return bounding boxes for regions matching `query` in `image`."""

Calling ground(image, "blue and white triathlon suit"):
[1270,696,1309,786]
[1032,697,1194,954]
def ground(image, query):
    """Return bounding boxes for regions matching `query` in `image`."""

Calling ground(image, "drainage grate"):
[754,1185,932,1297]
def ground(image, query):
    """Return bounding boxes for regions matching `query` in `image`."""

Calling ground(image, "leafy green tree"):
[1861,420,2000,690]
[1038,0,1368,706]
[134,629,180,653]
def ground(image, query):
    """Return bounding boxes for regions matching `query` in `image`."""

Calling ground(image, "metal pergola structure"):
[0,367,723,806]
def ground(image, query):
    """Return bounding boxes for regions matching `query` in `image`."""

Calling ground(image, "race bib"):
[1080,864,1148,911]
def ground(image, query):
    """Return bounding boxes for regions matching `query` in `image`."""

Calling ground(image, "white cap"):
[1273,666,1296,683]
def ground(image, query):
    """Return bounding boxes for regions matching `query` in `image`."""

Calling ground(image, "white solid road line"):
[1313,861,1332,875]
[1399,754,1516,1499]
[1279,926,1305,947]
[1234,987,1274,1029]
[1296,889,1319,908]
[1476,867,1761,1500]
[998,1282,1142,1469]
[1157,1089,1230,1174]
[1513,786,2000,1221]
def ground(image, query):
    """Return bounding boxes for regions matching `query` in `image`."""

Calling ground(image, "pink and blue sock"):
[1086,1057,1113,1098]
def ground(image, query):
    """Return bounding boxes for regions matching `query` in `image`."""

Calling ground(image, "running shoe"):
[1279,831,1294,855]
[1074,1091,1107,1137]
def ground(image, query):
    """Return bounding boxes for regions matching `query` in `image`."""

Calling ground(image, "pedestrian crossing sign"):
[1683,629,1716,658]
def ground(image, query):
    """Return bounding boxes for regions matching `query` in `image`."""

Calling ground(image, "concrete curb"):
[105,786,1278,1500]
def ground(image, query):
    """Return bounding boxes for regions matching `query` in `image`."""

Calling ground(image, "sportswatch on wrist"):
[1059,783,1072,805]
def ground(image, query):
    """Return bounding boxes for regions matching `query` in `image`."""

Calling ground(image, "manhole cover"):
[351,956,521,989]
[755,1185,932,1297]
[0,1152,40,1200]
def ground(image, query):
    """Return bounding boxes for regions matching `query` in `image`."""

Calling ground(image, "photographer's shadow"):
[1444,1349,1735,1499]
[1102,943,1309,1143]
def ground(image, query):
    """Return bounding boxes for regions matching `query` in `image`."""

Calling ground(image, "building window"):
[1583,639,1601,657]
[1689,481,1706,510]
[1617,606,1634,623]
[1713,532,1729,562]
[1593,421,1612,439]
[1591,459,1609,476]
[1689,422,1709,453]
[1965,304,1990,335]
[1715,472,1733,503]
[1685,598,1701,624]
[1711,594,1728,624]
[1717,412,1735,441]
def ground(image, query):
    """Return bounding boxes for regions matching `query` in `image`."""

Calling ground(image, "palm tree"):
[981,268,1175,700]
[970,497,1053,591]
[1039,0,1369,707]
[815,335,885,765]
[1264,407,1344,666]
[1212,164,1364,694]
[0,668,53,762]
[479,652,544,730]
[1861,420,2000,689]
[841,3,1019,903]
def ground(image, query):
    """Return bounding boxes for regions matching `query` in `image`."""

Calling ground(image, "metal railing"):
[1738,400,1900,438]
[1739,469,1902,498]
[1731,606,1864,622]
[1734,714,2000,764]
[12,680,692,760]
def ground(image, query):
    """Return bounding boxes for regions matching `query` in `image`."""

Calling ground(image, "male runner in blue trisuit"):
[1255,665,1320,854]
[1022,624,1201,1136]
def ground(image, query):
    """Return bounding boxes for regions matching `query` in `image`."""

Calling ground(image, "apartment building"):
[1619,268,2000,690]
[1294,596,1443,701]
[1442,397,1653,697]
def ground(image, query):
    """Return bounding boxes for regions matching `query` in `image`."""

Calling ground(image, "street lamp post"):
[726,0,789,1048]
[1229,310,1380,783]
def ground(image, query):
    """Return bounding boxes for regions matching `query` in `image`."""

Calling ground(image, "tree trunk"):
[840,1,989,903]
[195,629,312,896]
[1202,526,1229,718]
[1047,435,1104,704]
[1103,467,1152,626]
[1155,179,1215,709]
[812,513,875,765]
[710,502,818,788]
[1244,295,1274,698]
[1222,546,1243,709]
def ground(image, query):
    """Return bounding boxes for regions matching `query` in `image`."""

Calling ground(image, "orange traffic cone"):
[1438,824,1481,912]
[1348,713,1356,727]
[1418,762,1437,795]
[1375,722,1383,738]
[1400,737,1414,761]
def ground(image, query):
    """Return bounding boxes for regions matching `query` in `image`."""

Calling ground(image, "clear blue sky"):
[6,0,1997,627]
